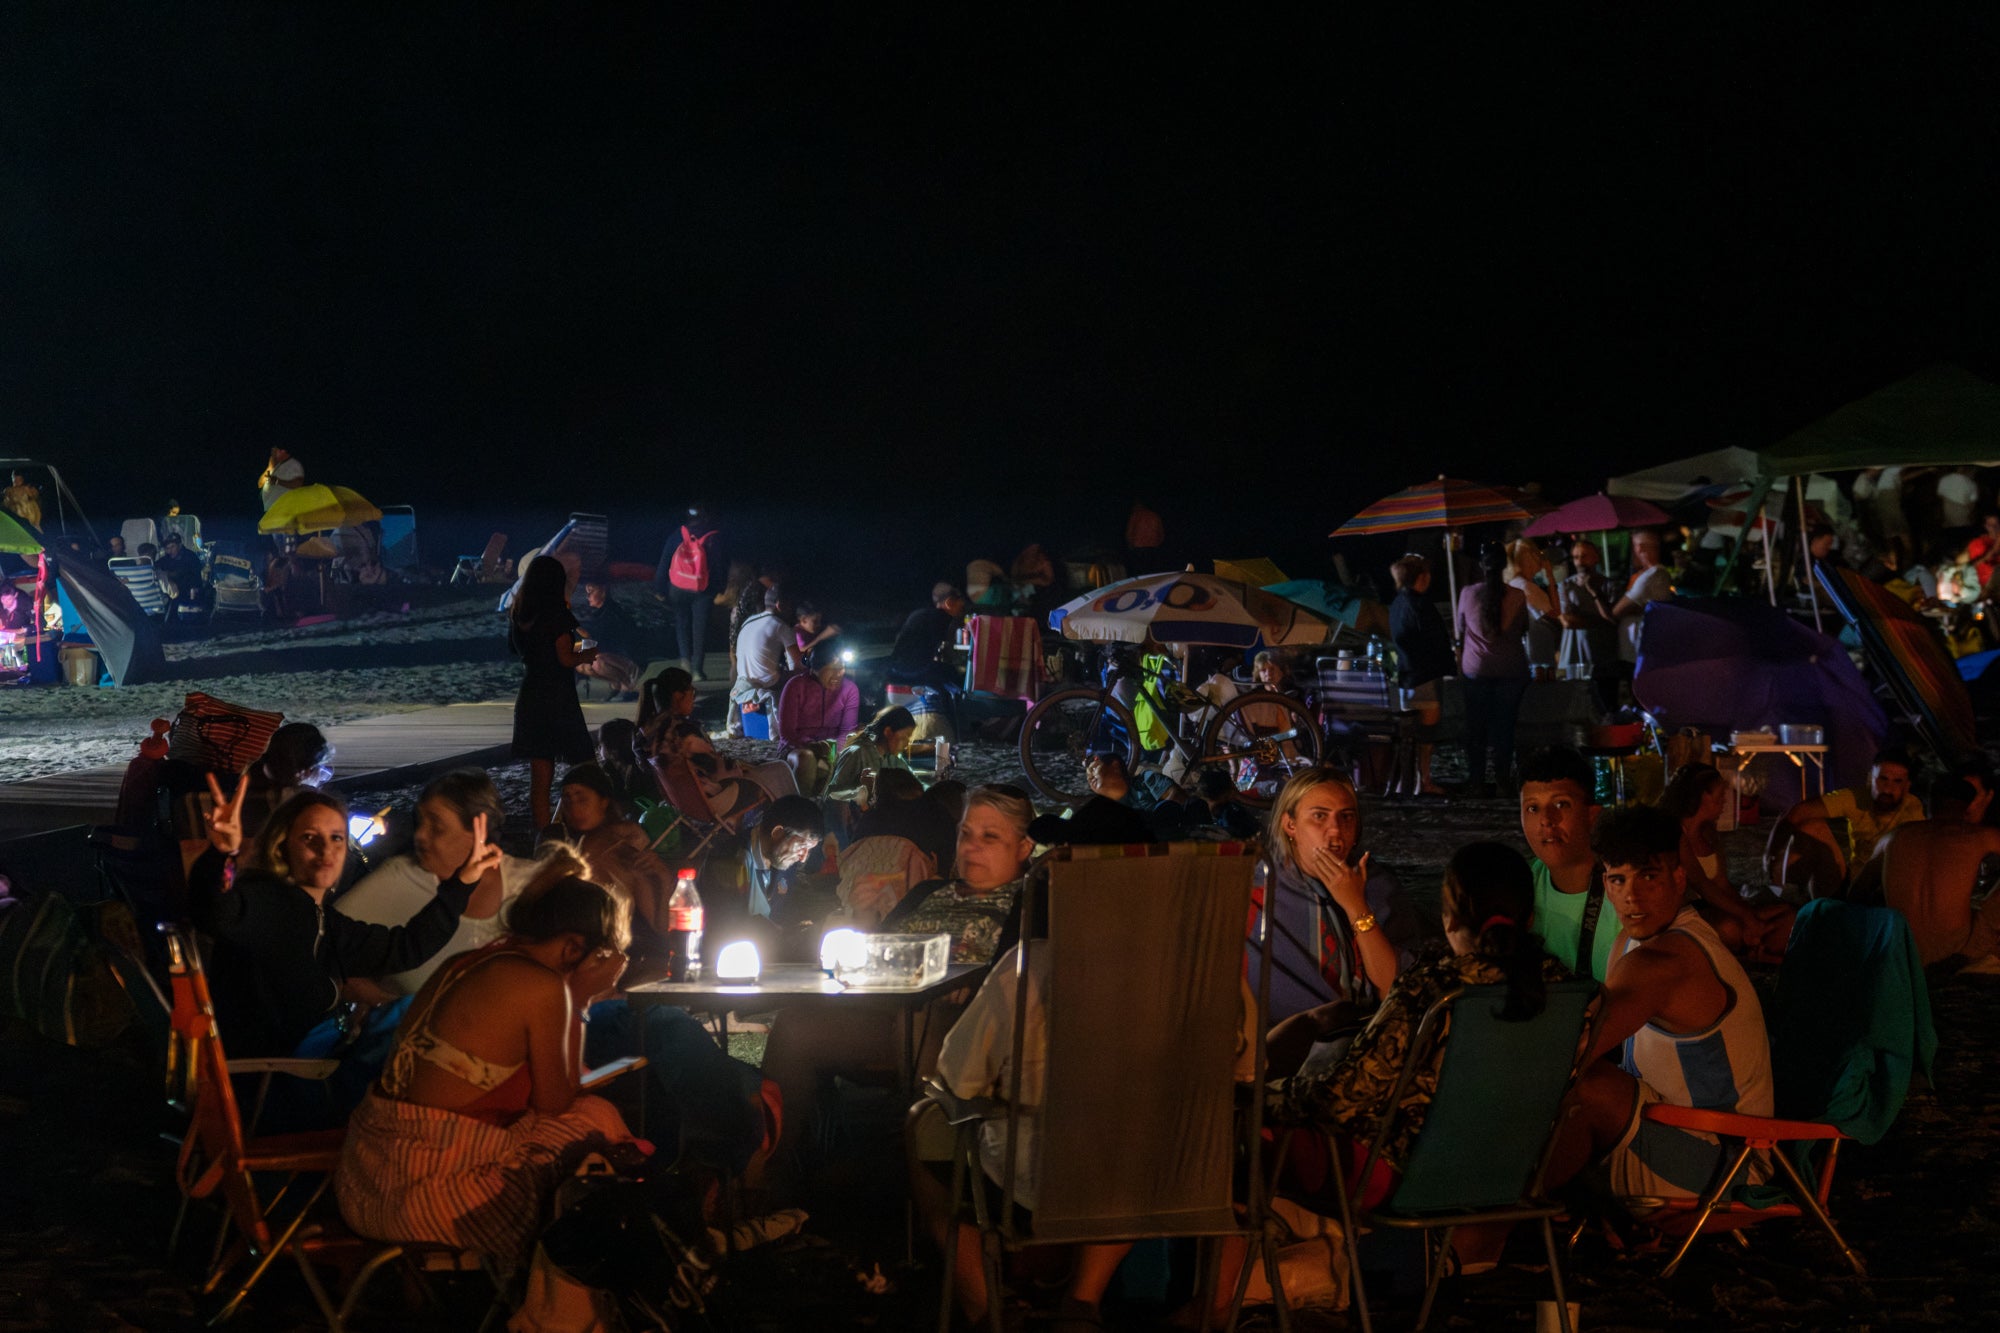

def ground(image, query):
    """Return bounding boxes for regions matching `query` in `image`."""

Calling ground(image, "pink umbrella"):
[1521,492,1671,538]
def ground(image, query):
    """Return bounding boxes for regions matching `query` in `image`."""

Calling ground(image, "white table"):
[1716,741,1829,822]
[628,961,986,1092]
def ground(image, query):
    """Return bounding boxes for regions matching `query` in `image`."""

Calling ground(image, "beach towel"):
[336,1090,632,1271]
[966,614,1042,701]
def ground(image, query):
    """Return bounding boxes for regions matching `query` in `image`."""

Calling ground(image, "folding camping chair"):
[109,555,169,618]
[1619,898,1928,1278]
[208,553,264,624]
[122,517,159,555]
[161,512,203,551]
[1311,657,1414,795]
[168,925,643,1329]
[927,843,1284,1333]
[647,757,768,863]
[1274,980,1601,1333]
[452,533,507,586]
[166,927,502,1330]
[552,512,608,577]
[377,505,418,572]
[162,926,340,1273]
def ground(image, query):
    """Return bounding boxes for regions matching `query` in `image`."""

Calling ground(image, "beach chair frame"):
[1276,980,1601,1333]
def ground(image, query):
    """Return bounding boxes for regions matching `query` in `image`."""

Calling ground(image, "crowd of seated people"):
[146,529,1978,1331]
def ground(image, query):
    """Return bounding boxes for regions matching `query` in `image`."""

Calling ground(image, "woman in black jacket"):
[187,774,499,1057]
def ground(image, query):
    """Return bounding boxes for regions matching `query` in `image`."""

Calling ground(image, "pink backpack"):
[668,525,715,592]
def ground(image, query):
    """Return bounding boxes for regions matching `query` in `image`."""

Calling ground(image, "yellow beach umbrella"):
[258,484,383,536]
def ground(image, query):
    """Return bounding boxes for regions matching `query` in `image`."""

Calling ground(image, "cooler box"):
[740,706,771,740]
[60,643,102,688]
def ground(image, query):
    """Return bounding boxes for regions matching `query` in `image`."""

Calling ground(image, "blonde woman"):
[1249,768,1428,1030]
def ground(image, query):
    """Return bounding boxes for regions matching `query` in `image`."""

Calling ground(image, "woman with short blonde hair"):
[1250,767,1427,1027]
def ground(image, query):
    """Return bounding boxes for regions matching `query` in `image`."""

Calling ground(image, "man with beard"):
[1769,746,1925,899]
[1519,746,1618,982]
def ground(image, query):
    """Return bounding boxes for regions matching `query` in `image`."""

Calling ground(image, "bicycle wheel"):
[1018,687,1139,805]
[1199,691,1324,806]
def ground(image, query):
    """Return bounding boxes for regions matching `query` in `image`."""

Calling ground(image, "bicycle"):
[1018,642,1323,806]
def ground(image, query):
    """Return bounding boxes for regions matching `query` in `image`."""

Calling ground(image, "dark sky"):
[5,8,2000,580]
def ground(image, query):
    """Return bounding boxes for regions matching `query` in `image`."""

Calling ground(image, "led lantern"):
[714,940,761,982]
[819,928,868,975]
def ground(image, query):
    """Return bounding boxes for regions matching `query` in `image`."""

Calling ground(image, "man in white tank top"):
[1549,805,1775,1203]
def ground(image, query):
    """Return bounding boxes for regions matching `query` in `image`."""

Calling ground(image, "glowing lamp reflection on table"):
[819,928,869,975]
[714,940,761,983]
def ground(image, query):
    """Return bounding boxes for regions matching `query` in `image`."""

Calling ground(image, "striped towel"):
[965,615,1043,701]
[335,1090,631,1271]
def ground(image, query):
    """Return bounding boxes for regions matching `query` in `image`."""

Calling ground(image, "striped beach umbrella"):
[1815,561,1978,764]
[1330,476,1535,641]
[1329,476,1536,538]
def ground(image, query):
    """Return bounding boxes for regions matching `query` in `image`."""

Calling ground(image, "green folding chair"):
[1287,979,1600,1333]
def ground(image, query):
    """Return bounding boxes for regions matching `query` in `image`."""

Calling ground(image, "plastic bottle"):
[666,868,704,981]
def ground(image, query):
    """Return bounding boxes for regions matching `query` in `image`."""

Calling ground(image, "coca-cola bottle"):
[665,868,704,981]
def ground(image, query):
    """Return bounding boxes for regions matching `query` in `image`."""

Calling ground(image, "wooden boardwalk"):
[0,697,639,840]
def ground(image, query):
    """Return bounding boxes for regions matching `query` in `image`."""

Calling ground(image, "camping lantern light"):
[714,940,761,982]
[347,806,390,847]
[819,928,868,975]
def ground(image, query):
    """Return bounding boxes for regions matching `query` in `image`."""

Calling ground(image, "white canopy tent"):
[1606,446,1760,502]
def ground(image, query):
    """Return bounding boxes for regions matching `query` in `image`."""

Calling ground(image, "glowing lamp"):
[714,940,762,982]
[819,928,868,975]
[347,806,389,846]
[840,649,855,663]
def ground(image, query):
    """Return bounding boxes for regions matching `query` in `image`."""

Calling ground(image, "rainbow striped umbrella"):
[1815,561,1978,763]
[1329,475,1536,538]
[1330,476,1536,641]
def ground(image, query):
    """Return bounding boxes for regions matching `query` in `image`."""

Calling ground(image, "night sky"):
[5,8,1999,586]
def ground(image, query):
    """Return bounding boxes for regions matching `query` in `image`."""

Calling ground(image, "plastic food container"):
[1778,724,1825,745]
[834,932,951,990]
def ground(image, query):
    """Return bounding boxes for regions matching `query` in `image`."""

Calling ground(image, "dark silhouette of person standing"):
[510,555,597,830]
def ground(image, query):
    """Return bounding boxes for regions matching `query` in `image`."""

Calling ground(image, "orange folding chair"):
[167,927,504,1330]
[1622,899,1930,1277]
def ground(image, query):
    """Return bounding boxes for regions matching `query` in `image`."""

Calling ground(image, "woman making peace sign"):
[188,774,495,1058]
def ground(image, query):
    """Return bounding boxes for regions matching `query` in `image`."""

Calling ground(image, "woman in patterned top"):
[1199,841,1581,1319]
[1269,840,1579,1209]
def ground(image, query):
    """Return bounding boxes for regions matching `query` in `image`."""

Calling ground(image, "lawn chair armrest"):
[580,1055,649,1091]
[1643,1102,1845,1143]
[228,1057,341,1081]
[922,1077,1005,1127]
